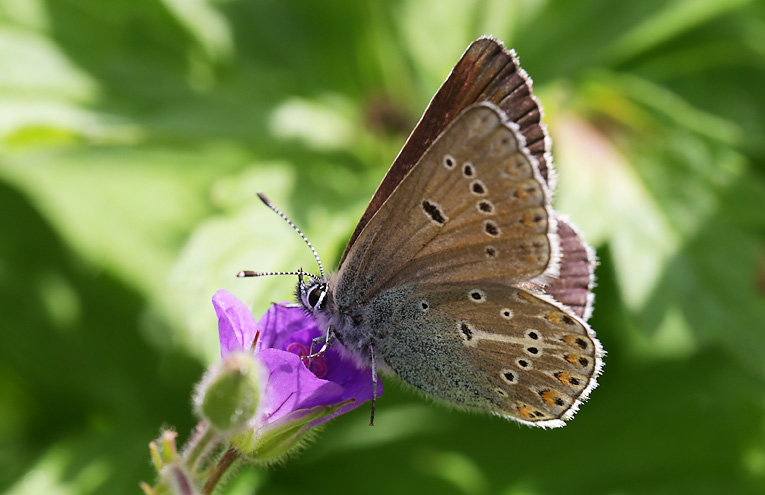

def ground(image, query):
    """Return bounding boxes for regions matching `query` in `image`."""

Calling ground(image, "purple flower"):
[208,290,381,460]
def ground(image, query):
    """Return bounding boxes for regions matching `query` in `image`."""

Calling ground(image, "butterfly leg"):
[305,327,334,374]
[305,325,335,359]
[273,302,302,308]
[369,342,377,426]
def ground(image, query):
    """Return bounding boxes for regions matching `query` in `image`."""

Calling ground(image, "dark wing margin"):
[543,217,597,321]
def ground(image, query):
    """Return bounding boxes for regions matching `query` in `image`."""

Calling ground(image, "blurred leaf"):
[602,0,754,64]
[554,71,765,372]
[158,0,234,62]
[269,95,360,151]
[0,146,240,297]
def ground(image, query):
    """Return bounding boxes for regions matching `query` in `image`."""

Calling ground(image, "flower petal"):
[213,290,258,358]
[254,304,384,428]
[257,348,346,424]
[217,298,384,430]
[254,303,320,352]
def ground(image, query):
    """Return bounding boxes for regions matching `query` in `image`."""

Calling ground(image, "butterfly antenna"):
[254,192,325,279]
[237,270,321,280]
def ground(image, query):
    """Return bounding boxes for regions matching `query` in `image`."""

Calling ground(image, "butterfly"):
[243,36,603,428]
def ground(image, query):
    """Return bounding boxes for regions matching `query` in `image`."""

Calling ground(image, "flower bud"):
[194,351,261,433]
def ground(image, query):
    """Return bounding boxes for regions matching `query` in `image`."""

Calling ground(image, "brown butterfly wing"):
[332,103,557,305]
[372,283,602,427]
[341,37,552,265]
[543,217,597,321]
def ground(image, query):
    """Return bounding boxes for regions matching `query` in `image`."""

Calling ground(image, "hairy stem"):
[184,422,221,473]
[202,448,240,495]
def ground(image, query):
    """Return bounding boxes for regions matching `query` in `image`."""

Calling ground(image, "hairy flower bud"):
[195,351,261,433]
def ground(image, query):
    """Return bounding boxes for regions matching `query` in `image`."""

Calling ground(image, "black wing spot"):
[460,322,473,341]
[469,290,486,302]
[484,221,500,236]
[477,200,494,213]
[471,180,486,195]
[421,200,446,224]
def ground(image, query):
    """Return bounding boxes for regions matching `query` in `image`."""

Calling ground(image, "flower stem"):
[184,422,219,472]
[202,448,240,495]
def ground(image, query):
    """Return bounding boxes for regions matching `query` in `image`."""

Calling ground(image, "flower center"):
[286,342,328,379]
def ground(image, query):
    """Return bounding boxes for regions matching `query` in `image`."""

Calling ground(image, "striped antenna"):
[251,192,325,279]
[237,270,321,281]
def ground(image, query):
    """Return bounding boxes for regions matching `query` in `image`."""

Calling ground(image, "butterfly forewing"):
[334,103,556,305]
[341,37,553,264]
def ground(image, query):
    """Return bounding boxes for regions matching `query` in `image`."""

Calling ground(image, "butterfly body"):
[289,38,603,428]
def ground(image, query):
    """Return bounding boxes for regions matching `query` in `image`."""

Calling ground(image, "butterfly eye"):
[306,284,325,309]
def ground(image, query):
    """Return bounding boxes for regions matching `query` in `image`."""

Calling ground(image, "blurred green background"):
[1,0,764,494]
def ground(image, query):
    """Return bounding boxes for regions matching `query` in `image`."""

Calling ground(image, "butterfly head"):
[296,270,328,313]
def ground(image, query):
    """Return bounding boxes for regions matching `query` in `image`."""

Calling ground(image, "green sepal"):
[231,398,354,463]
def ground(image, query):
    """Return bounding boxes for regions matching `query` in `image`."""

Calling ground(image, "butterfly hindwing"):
[368,282,602,427]
[544,217,597,321]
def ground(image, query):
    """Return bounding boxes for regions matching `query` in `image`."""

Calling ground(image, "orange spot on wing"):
[521,210,533,227]
[546,311,566,326]
[562,335,588,349]
[565,354,590,368]
[540,390,560,406]
[555,372,575,386]
[517,405,534,420]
